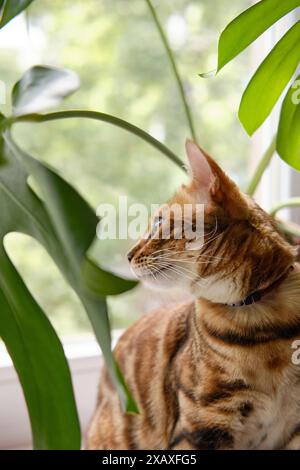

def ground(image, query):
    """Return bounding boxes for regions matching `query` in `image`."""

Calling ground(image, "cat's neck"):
[196,264,294,306]
[195,262,300,326]
[193,273,243,304]
[191,266,300,393]
[192,230,297,305]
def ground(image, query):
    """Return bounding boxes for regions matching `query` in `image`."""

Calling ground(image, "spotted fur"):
[87,141,300,450]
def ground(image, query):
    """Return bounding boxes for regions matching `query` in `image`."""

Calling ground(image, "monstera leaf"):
[0,63,139,447]
[0,133,138,448]
[238,20,300,136]
[217,0,300,72]
[0,140,81,449]
[0,247,81,450]
[277,74,300,170]
[203,0,300,171]
[0,113,7,165]
[4,132,138,411]
[0,0,35,29]
[12,66,80,115]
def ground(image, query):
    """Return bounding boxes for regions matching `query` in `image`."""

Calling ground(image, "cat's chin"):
[141,276,179,291]
[140,270,193,293]
[130,262,202,294]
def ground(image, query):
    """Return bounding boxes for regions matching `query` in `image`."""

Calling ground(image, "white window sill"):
[0,331,123,450]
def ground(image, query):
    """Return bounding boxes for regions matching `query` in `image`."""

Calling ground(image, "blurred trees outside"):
[0,0,251,335]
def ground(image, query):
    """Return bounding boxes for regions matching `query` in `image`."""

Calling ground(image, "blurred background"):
[0,0,258,337]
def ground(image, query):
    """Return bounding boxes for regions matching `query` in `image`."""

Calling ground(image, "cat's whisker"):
[163,264,208,286]
[151,254,195,263]
[146,261,172,279]
[147,259,194,278]
[152,250,227,263]
[168,263,208,285]
[157,264,195,282]
[151,247,226,261]
[147,262,173,283]
[151,260,207,285]
[156,251,226,261]
[149,235,225,262]
[198,231,224,249]
[153,257,211,266]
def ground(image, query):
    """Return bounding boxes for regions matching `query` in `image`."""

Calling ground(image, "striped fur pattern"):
[87,141,300,450]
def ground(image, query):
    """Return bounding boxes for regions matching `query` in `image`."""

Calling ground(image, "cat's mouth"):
[132,263,173,280]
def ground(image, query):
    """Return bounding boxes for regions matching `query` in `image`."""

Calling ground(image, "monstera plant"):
[0,67,141,449]
[0,0,300,450]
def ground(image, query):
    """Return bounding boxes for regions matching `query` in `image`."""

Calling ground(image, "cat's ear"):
[185,139,216,203]
[185,139,249,218]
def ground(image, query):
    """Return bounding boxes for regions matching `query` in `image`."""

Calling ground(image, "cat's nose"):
[127,250,134,262]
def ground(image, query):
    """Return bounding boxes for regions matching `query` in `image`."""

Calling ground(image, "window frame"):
[0,333,122,450]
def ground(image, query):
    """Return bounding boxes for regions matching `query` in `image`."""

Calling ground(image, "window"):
[0,0,254,338]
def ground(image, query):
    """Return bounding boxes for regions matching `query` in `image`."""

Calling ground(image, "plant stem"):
[277,220,300,238]
[270,198,300,217]
[246,134,277,196]
[145,0,197,143]
[11,110,185,171]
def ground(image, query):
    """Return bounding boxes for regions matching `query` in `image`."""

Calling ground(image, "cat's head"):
[127,140,296,304]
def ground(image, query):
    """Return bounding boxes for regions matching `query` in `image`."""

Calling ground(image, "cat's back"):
[115,300,193,370]
[87,301,193,449]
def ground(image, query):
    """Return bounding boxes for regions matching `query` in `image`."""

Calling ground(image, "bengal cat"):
[87,140,300,450]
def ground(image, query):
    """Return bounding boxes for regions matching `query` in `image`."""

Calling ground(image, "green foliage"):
[217,0,300,71]
[0,65,146,447]
[0,139,81,449]
[270,197,300,217]
[81,258,137,297]
[277,74,300,170]
[145,0,197,142]
[239,20,300,136]
[0,113,7,165]
[0,0,35,29]
[12,65,80,115]
[246,135,276,196]
[21,0,250,195]
[212,0,300,171]
[0,245,80,449]
[12,109,183,170]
